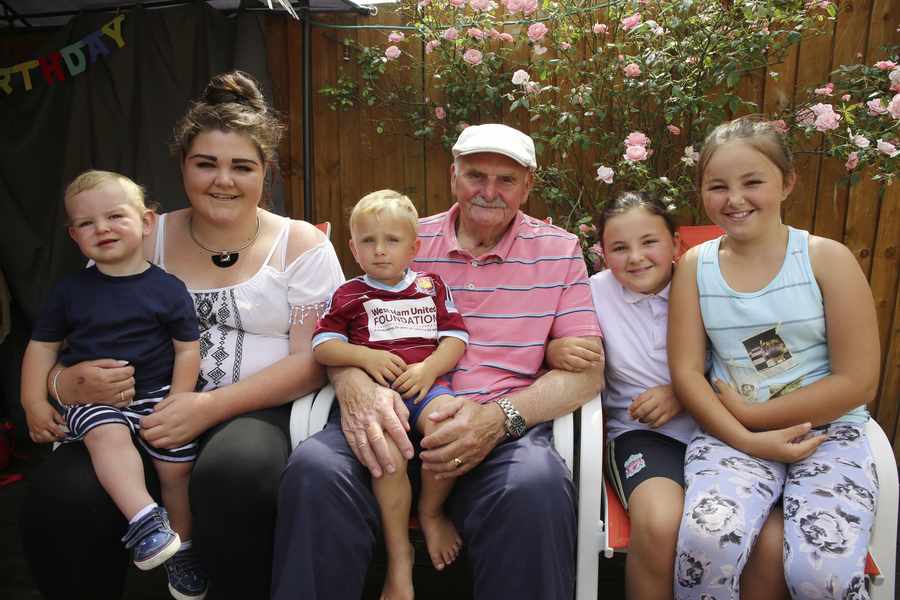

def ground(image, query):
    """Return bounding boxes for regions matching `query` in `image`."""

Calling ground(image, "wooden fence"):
[264,1,900,456]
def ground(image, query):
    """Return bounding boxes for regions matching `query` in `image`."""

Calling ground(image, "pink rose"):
[487,28,502,39]
[852,135,870,148]
[417,0,431,7]
[425,40,440,54]
[449,0,467,7]
[560,42,572,50]
[511,69,531,85]
[890,68,900,89]
[435,106,446,120]
[470,0,491,10]
[841,94,851,101]
[621,13,642,31]
[595,166,614,184]
[388,31,405,43]
[814,108,841,132]
[463,48,483,66]
[522,0,539,14]
[623,63,641,78]
[867,98,888,116]
[468,27,486,39]
[624,145,649,161]
[499,32,515,43]
[769,119,789,134]
[624,131,651,147]
[384,46,402,60]
[875,60,897,71]
[578,224,594,234]
[524,81,541,94]
[533,45,548,56]
[845,151,859,171]
[877,139,899,157]
[442,27,459,41]
[504,0,525,10]
[667,125,681,135]
[887,94,900,119]
[527,22,549,42]
[592,23,608,34]
[814,82,834,96]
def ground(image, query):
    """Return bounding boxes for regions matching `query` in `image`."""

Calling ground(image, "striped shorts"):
[62,385,198,462]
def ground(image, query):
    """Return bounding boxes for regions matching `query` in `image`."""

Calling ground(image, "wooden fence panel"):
[270,4,899,448]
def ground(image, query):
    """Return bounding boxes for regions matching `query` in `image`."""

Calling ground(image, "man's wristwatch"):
[496,397,527,440]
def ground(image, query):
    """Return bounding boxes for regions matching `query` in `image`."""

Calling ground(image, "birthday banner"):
[0,14,126,95]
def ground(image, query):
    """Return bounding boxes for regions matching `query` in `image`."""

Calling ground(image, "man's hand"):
[746,423,827,463]
[361,349,408,387]
[419,397,505,479]
[23,400,65,443]
[141,392,216,449]
[393,362,437,403]
[546,337,605,372]
[629,384,683,428]
[58,359,135,407]
[334,369,414,478]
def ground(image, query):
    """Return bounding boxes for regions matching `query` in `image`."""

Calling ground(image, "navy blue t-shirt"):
[31,264,199,394]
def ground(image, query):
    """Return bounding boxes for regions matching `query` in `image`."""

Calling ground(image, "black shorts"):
[606,429,687,509]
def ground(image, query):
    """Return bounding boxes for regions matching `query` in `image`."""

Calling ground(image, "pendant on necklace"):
[212,252,239,268]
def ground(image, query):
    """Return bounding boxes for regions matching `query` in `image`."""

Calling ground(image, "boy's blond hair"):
[349,190,418,236]
[64,170,148,220]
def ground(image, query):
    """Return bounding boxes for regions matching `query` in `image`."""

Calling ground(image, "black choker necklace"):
[189,214,261,268]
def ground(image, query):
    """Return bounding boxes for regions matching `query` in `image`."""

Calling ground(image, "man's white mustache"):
[471,195,505,208]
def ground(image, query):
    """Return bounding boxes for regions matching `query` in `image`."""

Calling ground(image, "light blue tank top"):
[696,226,867,424]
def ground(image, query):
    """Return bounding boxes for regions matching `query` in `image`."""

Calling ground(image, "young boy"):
[20,170,207,600]
[313,190,468,600]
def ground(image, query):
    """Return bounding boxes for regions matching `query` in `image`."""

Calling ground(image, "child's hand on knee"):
[393,362,436,403]
[24,399,65,443]
[629,384,682,428]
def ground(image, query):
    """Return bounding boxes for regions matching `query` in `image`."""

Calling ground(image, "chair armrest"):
[574,393,604,600]
[289,384,336,450]
[864,418,897,598]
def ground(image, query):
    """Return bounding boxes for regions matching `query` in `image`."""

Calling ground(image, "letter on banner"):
[0,68,12,94]
[39,52,66,85]
[101,15,126,48]
[13,60,40,91]
[60,41,88,76]
[83,31,110,63]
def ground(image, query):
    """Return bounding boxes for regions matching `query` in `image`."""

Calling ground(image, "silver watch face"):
[508,415,527,437]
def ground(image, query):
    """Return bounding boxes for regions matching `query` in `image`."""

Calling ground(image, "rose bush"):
[320,0,867,266]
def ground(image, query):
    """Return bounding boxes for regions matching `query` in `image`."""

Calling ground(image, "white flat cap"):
[451,123,537,170]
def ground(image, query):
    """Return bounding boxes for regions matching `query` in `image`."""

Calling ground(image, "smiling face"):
[701,140,796,241]
[349,212,421,287]
[601,207,678,295]
[182,129,266,225]
[451,152,533,236]
[67,181,151,272]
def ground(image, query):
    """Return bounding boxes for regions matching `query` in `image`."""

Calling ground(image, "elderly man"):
[272,124,604,600]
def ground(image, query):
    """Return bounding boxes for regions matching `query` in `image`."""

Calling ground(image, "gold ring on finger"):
[453,457,463,468]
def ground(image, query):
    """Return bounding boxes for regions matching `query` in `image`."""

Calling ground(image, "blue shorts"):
[406,383,454,429]
[60,385,198,463]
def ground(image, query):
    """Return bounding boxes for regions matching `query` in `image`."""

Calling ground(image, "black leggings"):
[21,404,291,600]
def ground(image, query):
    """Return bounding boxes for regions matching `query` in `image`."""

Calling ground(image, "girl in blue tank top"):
[668,117,880,600]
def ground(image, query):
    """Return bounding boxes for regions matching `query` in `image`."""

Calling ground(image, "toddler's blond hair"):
[349,190,419,237]
[64,170,148,221]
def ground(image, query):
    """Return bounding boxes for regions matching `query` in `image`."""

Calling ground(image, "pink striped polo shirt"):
[414,203,602,403]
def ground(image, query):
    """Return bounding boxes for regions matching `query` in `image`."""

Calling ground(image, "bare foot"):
[418,511,462,571]
[380,542,414,600]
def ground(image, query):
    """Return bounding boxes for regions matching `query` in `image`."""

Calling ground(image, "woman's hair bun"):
[201,70,266,113]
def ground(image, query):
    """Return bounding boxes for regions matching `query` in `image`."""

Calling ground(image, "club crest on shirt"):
[415,276,436,296]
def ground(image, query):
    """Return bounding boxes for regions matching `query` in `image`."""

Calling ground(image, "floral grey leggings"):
[674,423,878,600]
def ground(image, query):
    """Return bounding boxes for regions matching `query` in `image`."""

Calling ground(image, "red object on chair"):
[676,224,724,259]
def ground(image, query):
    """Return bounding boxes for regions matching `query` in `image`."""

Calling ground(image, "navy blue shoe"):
[121,506,181,570]
[165,545,208,600]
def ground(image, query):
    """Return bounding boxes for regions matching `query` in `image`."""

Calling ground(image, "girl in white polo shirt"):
[549,191,785,600]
